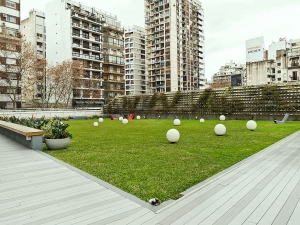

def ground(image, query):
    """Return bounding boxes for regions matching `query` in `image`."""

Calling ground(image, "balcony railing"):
[72,33,101,42]
[72,23,100,33]
[72,43,101,52]
[72,52,103,61]
[290,62,300,67]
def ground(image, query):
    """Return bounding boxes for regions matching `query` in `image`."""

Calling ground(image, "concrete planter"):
[44,138,70,150]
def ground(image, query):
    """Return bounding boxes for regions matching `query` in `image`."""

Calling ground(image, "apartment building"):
[101,14,124,103]
[288,39,300,82]
[144,0,205,93]
[45,0,124,106]
[0,0,20,35]
[211,61,246,88]
[246,38,300,85]
[0,0,21,109]
[21,9,46,58]
[124,25,146,95]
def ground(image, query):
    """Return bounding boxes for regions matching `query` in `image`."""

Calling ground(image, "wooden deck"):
[1,131,300,224]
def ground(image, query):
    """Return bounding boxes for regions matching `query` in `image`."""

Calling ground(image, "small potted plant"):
[42,119,72,150]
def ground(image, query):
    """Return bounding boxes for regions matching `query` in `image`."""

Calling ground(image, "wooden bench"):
[0,121,46,150]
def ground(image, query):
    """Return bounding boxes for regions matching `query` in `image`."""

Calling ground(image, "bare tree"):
[0,33,37,109]
[44,60,86,108]
[25,57,49,108]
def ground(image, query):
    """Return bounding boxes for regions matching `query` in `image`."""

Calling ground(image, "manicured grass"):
[44,119,299,202]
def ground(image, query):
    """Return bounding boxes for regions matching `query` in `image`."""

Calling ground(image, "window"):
[277,70,281,73]
[6,1,16,8]
[292,71,298,81]
[6,58,16,65]
[6,15,16,23]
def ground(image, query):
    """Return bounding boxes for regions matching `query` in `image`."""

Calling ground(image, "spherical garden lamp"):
[174,119,181,126]
[136,115,141,120]
[214,124,226,136]
[98,118,103,122]
[166,129,180,143]
[93,122,98,127]
[119,116,123,121]
[219,115,226,121]
[246,120,257,131]
[122,119,128,124]
[200,118,205,123]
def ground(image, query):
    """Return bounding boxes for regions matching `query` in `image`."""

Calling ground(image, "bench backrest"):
[282,113,290,122]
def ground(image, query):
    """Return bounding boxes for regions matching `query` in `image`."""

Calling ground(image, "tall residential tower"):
[124,25,146,95]
[46,0,124,106]
[144,0,205,93]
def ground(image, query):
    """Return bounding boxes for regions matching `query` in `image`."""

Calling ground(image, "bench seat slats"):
[0,121,45,137]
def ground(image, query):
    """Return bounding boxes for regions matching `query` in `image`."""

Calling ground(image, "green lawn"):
[44,119,299,202]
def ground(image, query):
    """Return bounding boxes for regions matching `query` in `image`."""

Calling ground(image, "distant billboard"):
[246,37,264,63]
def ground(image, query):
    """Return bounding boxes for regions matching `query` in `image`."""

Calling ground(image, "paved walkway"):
[1,131,300,224]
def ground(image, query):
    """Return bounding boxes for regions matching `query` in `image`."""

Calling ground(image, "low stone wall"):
[0,109,103,119]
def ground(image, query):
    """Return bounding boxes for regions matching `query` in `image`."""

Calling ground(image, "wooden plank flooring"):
[0,134,155,225]
[1,131,300,225]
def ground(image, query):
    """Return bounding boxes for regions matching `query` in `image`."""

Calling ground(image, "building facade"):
[211,61,246,88]
[246,39,300,85]
[144,0,205,93]
[0,0,20,35]
[101,14,124,103]
[288,39,300,82]
[46,0,124,106]
[21,9,46,58]
[124,25,146,95]
[0,0,21,109]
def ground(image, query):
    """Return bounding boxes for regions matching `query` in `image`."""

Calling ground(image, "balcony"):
[72,52,103,62]
[72,33,101,42]
[72,23,101,33]
[289,62,300,68]
[72,43,101,52]
[71,12,102,25]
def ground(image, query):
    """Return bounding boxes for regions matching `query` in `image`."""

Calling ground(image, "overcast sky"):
[21,0,300,80]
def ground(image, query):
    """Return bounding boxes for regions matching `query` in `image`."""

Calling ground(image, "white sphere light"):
[119,116,123,120]
[166,129,180,143]
[174,119,181,126]
[136,115,141,120]
[122,119,128,124]
[219,115,226,121]
[215,124,226,136]
[98,118,103,122]
[200,118,205,123]
[247,120,257,131]
[93,122,98,127]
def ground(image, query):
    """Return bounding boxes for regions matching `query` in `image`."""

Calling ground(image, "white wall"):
[46,0,72,64]
[21,17,35,44]
[246,61,270,85]
[268,40,287,60]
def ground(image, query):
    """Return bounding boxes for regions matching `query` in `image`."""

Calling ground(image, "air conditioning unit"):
[3,14,6,18]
